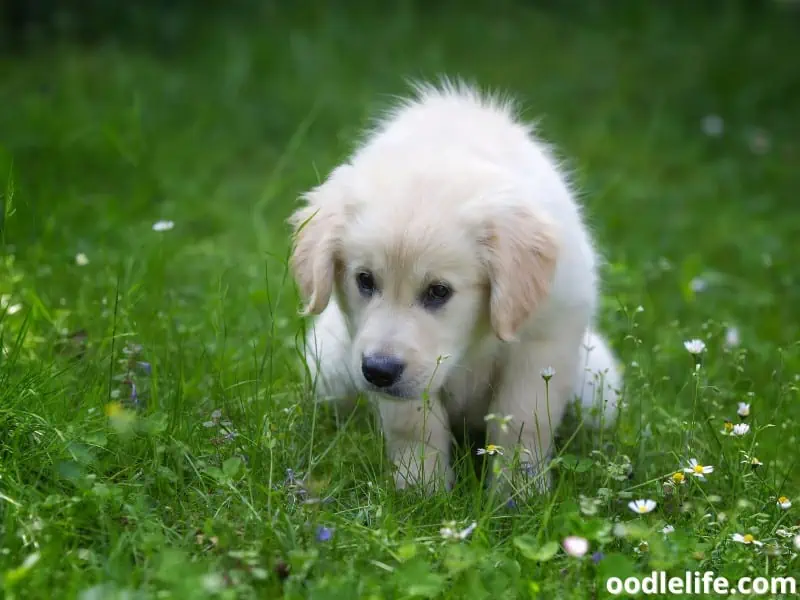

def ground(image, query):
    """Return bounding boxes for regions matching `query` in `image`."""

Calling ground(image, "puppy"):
[289,80,621,493]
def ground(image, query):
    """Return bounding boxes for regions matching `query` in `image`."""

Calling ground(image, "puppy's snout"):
[361,354,405,388]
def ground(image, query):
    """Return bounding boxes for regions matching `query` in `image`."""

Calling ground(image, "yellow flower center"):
[486,445,498,452]
[743,534,754,544]
[638,505,648,513]
[104,402,123,417]
[778,496,789,504]
[723,421,733,432]
[693,464,705,474]
[672,472,685,484]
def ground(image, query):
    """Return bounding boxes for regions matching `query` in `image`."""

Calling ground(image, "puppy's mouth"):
[362,382,418,400]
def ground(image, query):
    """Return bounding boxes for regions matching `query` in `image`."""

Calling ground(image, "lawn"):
[1,2,799,598]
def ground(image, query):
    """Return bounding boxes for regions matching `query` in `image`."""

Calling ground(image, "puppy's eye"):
[356,271,377,296]
[423,283,452,308]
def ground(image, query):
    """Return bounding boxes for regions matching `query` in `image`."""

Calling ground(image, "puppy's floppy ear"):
[481,205,559,342]
[288,166,350,316]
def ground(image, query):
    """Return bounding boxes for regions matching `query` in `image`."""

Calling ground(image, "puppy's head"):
[289,161,559,399]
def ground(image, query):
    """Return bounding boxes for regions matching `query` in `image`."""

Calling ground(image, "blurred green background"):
[2,0,798,346]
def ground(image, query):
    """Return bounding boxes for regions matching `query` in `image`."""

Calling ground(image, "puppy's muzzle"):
[361,354,405,389]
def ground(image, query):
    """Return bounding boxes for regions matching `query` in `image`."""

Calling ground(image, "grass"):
[1,2,800,598]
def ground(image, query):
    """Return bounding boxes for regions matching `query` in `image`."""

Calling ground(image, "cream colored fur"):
[289,81,621,493]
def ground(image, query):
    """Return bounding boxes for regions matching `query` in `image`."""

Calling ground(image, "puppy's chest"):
[442,343,506,430]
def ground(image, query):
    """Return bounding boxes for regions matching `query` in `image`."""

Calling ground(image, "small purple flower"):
[506,498,517,509]
[129,381,138,404]
[137,361,152,375]
[315,525,334,542]
[591,551,604,564]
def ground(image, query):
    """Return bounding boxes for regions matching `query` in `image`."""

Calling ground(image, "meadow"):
[1,2,799,598]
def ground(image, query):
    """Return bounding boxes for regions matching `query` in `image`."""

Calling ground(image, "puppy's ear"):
[481,206,559,342]
[288,167,350,316]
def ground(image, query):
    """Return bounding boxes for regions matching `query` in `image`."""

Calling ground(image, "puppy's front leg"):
[302,303,359,413]
[487,338,581,494]
[375,394,454,493]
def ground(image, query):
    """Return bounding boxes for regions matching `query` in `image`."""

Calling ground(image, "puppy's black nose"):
[361,354,405,388]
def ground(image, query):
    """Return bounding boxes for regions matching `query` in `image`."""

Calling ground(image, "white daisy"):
[737,402,750,418]
[562,536,589,558]
[777,496,792,510]
[670,472,687,485]
[660,524,675,535]
[628,499,657,515]
[731,533,763,547]
[152,220,175,232]
[684,339,706,355]
[75,252,90,266]
[439,522,458,539]
[794,534,800,550]
[684,459,714,480]
[476,444,503,456]
[724,326,741,348]
[540,366,556,381]
[732,423,750,436]
[440,521,477,541]
[5,303,22,315]
[701,114,724,137]
[484,413,513,433]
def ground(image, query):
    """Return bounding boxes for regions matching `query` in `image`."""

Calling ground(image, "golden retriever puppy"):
[289,80,621,493]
